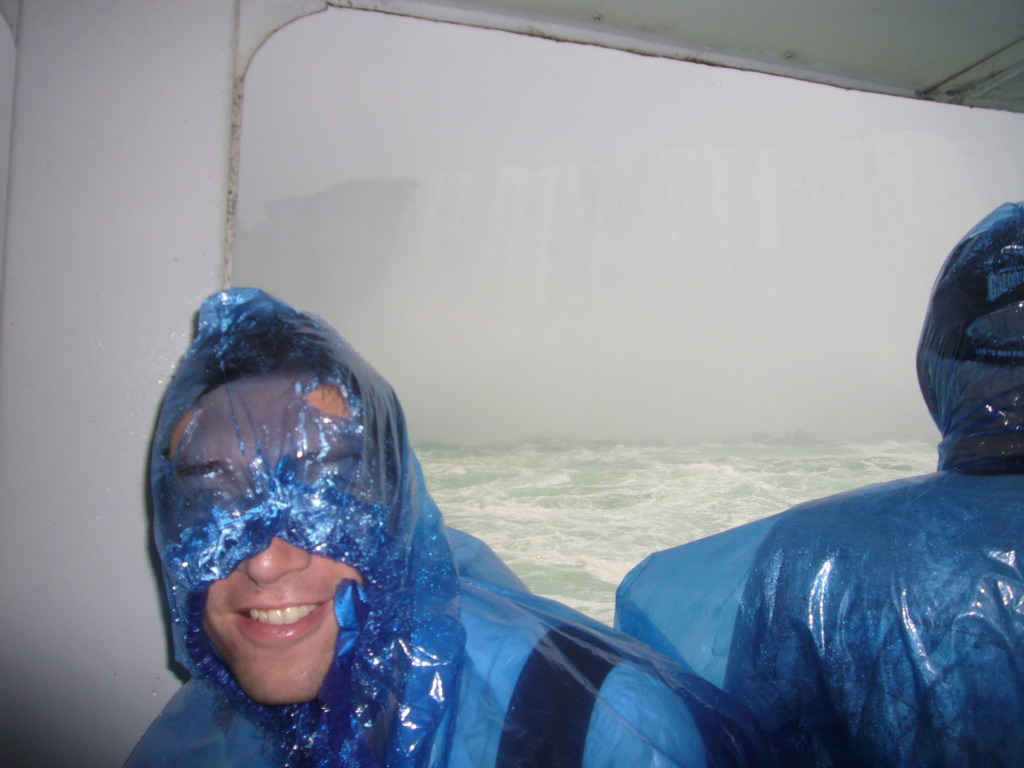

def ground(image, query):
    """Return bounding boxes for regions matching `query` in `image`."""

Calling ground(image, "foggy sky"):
[234,8,1024,443]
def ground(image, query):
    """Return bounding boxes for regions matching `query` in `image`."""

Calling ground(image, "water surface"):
[419,435,937,624]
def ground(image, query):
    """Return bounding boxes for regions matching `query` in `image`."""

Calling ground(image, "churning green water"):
[417,435,937,624]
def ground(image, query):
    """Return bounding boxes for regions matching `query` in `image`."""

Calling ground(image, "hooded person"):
[125,288,774,768]
[616,202,1024,767]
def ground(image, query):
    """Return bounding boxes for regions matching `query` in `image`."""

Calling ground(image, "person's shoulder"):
[583,661,709,767]
[790,471,942,513]
[458,582,771,767]
[445,525,529,592]
[123,679,280,768]
[763,471,948,542]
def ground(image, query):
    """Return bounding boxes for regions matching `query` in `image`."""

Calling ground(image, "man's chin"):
[237,674,322,705]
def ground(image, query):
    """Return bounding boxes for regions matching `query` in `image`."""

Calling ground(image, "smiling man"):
[126,288,771,768]
[202,534,358,705]
[172,377,362,707]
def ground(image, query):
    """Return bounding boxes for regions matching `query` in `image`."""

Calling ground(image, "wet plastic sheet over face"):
[617,203,1024,767]
[164,375,383,592]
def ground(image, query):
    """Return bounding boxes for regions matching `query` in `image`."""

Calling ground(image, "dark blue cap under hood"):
[918,202,1024,473]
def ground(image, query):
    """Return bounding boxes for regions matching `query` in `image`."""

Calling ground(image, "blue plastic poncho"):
[616,203,1024,768]
[127,288,772,768]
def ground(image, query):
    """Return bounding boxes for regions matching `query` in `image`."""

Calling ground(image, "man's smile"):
[246,603,321,625]
[231,597,334,647]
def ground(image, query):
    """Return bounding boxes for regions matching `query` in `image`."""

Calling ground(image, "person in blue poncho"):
[616,202,1024,768]
[126,288,771,768]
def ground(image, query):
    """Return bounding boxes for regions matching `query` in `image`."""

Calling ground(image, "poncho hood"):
[151,288,464,767]
[917,202,1024,473]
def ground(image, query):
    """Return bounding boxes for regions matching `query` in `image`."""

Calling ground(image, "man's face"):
[203,536,360,704]
[172,378,362,705]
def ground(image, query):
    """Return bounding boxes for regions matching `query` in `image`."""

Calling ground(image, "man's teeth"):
[247,604,318,625]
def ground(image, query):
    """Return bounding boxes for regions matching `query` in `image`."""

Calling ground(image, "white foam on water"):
[419,435,937,625]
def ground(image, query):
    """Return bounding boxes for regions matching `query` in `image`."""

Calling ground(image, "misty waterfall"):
[236,132,1023,444]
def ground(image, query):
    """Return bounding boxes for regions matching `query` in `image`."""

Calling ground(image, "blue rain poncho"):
[616,202,1024,768]
[126,288,771,768]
